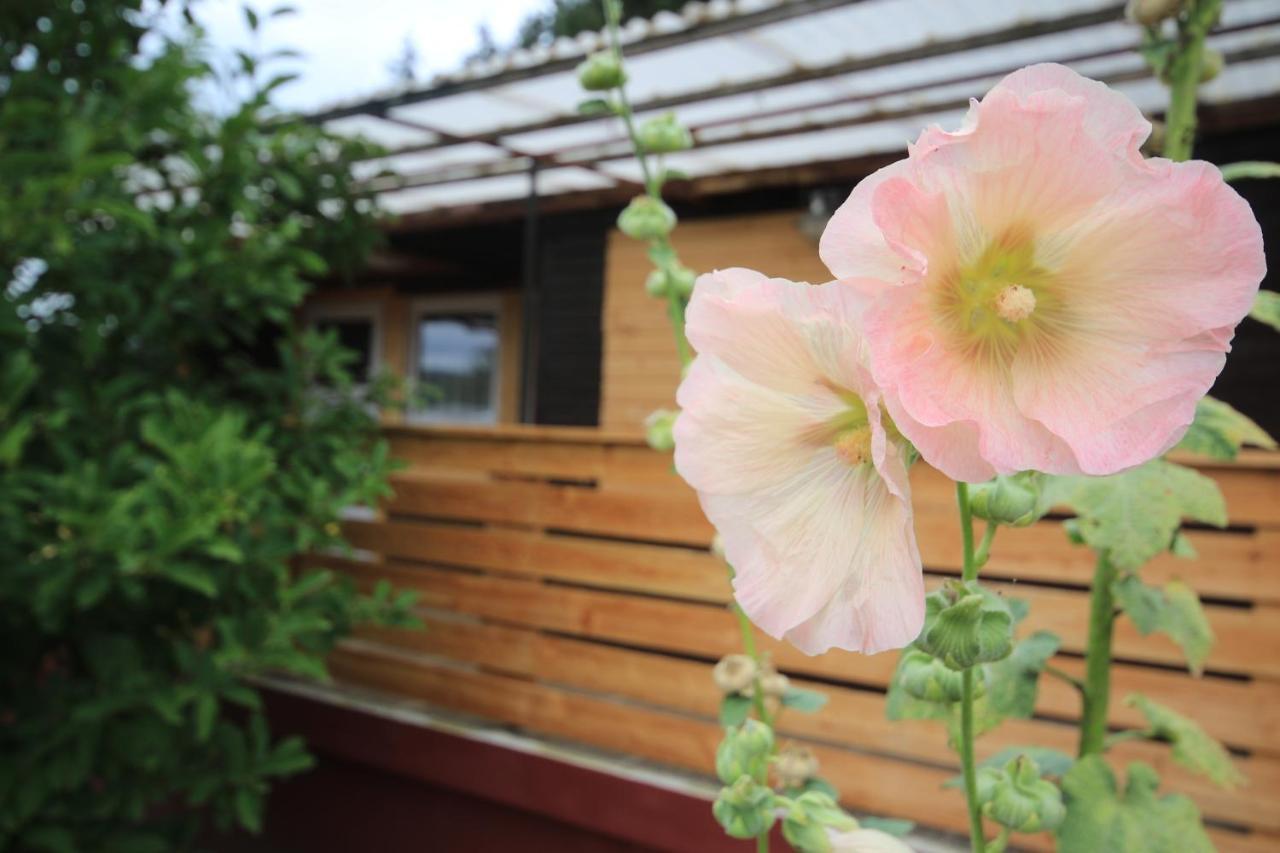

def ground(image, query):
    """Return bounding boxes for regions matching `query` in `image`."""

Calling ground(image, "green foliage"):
[780,790,856,852]
[0,2,414,848]
[1058,758,1213,853]
[1252,290,1280,332]
[1175,395,1275,460]
[1125,695,1244,788]
[712,776,776,840]
[517,0,687,47]
[856,816,915,837]
[719,693,752,727]
[780,686,828,713]
[1050,460,1226,571]
[1113,576,1213,674]
[715,719,773,784]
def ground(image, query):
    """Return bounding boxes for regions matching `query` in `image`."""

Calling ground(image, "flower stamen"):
[994,284,1036,322]
[834,425,872,466]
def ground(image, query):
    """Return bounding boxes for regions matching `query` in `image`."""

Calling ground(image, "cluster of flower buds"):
[617,195,677,240]
[968,472,1049,528]
[975,755,1066,834]
[716,718,775,784]
[774,743,820,790]
[644,263,695,299]
[637,112,694,154]
[712,776,776,840]
[575,51,626,90]
[915,580,1015,671]
[781,790,857,852]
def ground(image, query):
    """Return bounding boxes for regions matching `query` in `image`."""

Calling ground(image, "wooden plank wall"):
[600,210,832,432]
[318,424,1280,852]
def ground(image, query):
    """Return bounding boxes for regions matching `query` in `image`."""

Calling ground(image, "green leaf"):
[1058,757,1212,853]
[1169,532,1197,559]
[1218,160,1280,182]
[856,817,914,837]
[983,631,1060,721]
[719,694,751,727]
[576,98,616,116]
[195,692,218,742]
[1050,460,1226,570]
[1175,395,1275,460]
[234,786,263,833]
[1252,290,1280,333]
[1113,576,1213,675]
[780,686,827,713]
[1125,694,1244,788]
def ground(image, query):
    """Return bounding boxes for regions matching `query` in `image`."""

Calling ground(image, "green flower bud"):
[644,408,677,452]
[637,112,693,153]
[617,196,676,240]
[969,472,1045,527]
[576,51,626,91]
[981,756,1066,833]
[1125,0,1184,26]
[669,264,696,298]
[781,791,856,852]
[715,718,774,784]
[898,649,983,703]
[645,268,669,298]
[712,653,757,694]
[713,776,776,839]
[916,580,1014,670]
[1199,48,1223,83]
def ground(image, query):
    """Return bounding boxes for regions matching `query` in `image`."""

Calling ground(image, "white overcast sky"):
[184,0,547,112]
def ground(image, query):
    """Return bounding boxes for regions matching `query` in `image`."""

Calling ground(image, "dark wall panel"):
[532,211,609,426]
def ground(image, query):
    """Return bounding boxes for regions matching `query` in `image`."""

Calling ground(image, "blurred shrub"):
[0,2,417,849]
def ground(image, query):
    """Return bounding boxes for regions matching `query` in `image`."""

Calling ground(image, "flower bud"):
[782,791,856,852]
[916,580,1014,670]
[968,472,1044,527]
[576,51,626,91]
[760,670,790,698]
[712,653,757,694]
[897,649,981,704]
[715,718,774,784]
[1125,0,1184,26]
[1199,48,1223,83]
[637,112,693,153]
[713,776,776,839]
[644,268,670,298]
[981,755,1066,833]
[617,196,676,240]
[774,744,820,789]
[644,408,677,452]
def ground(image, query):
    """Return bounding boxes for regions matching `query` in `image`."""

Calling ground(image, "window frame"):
[302,299,384,385]
[406,293,505,426]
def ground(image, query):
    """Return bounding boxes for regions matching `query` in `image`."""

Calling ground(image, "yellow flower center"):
[834,425,873,466]
[931,226,1059,365]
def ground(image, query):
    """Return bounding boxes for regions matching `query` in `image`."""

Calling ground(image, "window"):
[410,296,502,424]
[304,301,382,384]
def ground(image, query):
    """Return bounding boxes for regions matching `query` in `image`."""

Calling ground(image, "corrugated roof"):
[313,0,1280,220]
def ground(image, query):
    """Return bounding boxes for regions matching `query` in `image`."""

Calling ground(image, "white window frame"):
[407,293,504,425]
[302,300,384,383]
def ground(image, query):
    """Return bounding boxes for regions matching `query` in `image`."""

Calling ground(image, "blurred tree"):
[517,0,685,47]
[387,33,419,85]
[466,23,500,63]
[0,1,416,850]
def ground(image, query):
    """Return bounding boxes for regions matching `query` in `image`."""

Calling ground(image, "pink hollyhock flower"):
[673,268,923,655]
[820,63,1266,481]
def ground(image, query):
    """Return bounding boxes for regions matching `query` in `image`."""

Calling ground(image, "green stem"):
[602,1,657,195]
[1079,553,1117,756]
[1105,729,1153,749]
[954,482,985,852]
[757,832,769,853]
[1161,0,1221,162]
[973,521,997,570]
[1044,663,1085,692]
[730,596,770,725]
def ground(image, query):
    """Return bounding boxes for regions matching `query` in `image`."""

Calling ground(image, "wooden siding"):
[600,210,831,432]
[312,424,1280,852]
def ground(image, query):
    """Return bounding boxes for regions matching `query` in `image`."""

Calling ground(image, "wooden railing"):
[313,423,1280,852]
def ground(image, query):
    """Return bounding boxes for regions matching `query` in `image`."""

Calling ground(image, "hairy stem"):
[1079,553,1117,756]
[954,482,985,852]
[1162,0,1221,162]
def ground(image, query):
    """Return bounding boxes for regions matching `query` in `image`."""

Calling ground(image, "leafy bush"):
[0,2,415,849]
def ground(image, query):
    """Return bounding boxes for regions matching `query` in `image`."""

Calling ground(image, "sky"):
[185,0,547,113]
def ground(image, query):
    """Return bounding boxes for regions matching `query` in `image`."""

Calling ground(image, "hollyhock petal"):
[819,159,916,283]
[673,273,923,655]
[820,63,1266,479]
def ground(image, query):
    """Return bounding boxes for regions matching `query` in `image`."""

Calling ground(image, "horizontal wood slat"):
[329,643,1277,853]
[323,424,1280,846]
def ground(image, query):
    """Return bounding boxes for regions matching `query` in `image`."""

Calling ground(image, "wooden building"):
[262,1,1280,850]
